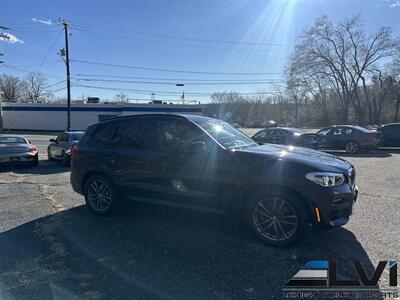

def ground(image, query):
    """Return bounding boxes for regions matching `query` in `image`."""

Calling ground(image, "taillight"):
[71,144,79,157]
[27,147,37,153]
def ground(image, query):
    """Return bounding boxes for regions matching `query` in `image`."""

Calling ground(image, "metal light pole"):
[176,83,185,105]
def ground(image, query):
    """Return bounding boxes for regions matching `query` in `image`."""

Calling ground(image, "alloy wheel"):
[346,142,358,154]
[87,179,113,212]
[252,197,299,242]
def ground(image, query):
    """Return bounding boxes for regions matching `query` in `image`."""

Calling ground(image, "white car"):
[0,134,39,166]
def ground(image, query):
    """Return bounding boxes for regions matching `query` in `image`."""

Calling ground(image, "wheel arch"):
[232,181,316,223]
[81,170,114,194]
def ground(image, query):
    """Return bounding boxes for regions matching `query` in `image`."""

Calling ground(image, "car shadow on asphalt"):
[0,202,384,300]
[0,160,69,175]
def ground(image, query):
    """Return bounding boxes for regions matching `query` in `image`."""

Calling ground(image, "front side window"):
[317,128,332,136]
[194,118,257,149]
[156,118,206,152]
[254,130,267,139]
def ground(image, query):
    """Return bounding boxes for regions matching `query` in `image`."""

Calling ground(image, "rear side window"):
[345,128,353,135]
[92,123,116,145]
[70,133,84,141]
[333,128,343,135]
[56,133,68,143]
[114,118,158,149]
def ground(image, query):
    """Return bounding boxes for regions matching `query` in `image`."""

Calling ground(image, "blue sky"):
[1,0,400,103]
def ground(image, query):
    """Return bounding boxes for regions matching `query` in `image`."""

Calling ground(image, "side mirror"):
[187,141,208,153]
[49,139,56,143]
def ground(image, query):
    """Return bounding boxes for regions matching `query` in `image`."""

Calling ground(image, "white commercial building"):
[1,103,203,131]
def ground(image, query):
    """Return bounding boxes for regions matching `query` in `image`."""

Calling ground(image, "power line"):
[73,26,288,53]
[39,86,67,97]
[36,29,64,72]
[71,21,286,47]
[74,77,284,86]
[10,60,61,68]
[2,64,65,78]
[74,84,279,96]
[74,73,284,81]
[71,59,282,76]
[44,79,66,89]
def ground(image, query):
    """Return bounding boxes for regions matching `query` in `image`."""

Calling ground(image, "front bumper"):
[310,182,358,230]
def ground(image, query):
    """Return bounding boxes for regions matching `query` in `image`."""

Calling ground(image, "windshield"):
[195,119,257,149]
[0,136,28,144]
[70,133,84,141]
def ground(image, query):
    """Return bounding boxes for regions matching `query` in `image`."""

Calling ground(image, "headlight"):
[306,172,345,187]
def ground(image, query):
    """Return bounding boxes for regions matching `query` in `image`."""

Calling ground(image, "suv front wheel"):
[84,174,117,216]
[247,192,308,247]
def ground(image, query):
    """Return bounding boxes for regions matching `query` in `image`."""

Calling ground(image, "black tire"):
[345,141,359,154]
[62,152,70,167]
[246,191,308,247]
[47,148,55,161]
[30,156,39,167]
[84,174,118,216]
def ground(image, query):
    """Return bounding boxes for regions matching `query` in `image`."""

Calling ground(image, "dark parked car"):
[251,128,318,149]
[70,114,357,247]
[316,125,377,154]
[377,123,400,147]
[48,131,85,166]
[0,134,39,166]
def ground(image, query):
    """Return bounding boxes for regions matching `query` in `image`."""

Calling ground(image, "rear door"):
[110,117,163,199]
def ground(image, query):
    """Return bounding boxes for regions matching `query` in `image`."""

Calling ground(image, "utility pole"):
[0,25,9,130]
[59,19,71,131]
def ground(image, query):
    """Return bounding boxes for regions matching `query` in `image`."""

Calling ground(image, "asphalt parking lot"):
[0,134,399,300]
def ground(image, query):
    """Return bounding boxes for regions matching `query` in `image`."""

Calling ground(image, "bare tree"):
[23,72,48,103]
[287,15,399,124]
[115,91,129,103]
[0,74,24,102]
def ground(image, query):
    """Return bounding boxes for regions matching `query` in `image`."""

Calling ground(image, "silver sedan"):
[0,134,39,166]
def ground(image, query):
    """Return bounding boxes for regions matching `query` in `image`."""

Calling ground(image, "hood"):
[236,144,352,172]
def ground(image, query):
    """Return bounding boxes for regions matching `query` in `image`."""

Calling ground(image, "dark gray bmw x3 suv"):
[70,114,358,247]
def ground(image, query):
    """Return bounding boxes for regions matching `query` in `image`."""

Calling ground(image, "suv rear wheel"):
[84,174,117,216]
[247,192,308,247]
